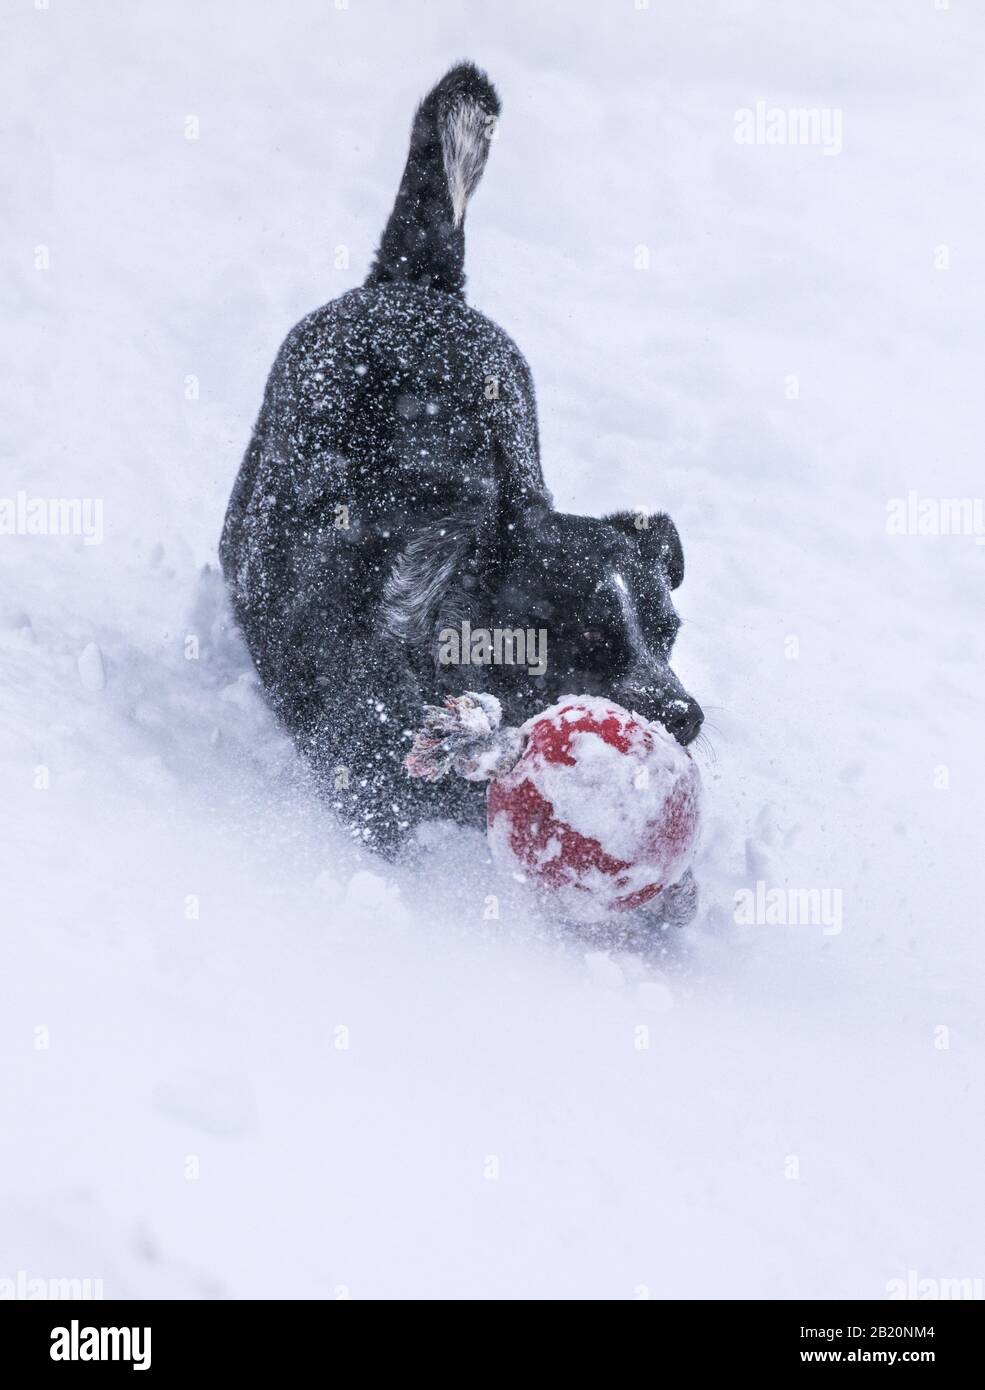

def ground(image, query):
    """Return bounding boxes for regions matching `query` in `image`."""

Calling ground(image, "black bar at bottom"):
[1,1297,979,1375]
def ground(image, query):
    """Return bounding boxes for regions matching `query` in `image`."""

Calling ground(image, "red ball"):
[487,697,701,922]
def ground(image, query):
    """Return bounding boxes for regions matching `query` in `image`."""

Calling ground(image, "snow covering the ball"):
[529,698,695,861]
[488,697,701,921]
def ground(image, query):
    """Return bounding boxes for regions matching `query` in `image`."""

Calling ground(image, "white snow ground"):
[1,0,983,1299]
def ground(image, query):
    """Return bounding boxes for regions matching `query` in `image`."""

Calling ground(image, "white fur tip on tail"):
[441,100,493,227]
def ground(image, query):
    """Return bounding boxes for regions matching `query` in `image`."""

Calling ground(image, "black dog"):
[221,62,703,854]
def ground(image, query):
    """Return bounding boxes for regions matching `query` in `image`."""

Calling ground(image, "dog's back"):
[221,282,539,583]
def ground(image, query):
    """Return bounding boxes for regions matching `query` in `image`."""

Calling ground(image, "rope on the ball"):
[404,692,525,783]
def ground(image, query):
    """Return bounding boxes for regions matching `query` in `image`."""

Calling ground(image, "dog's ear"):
[604,509,685,589]
[382,518,473,642]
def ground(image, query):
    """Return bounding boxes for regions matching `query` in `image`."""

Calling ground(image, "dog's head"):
[383,479,703,747]
[487,505,703,743]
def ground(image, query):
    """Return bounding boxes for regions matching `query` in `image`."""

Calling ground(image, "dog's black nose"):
[662,699,704,747]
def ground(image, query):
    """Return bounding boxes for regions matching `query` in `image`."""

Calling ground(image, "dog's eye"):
[659,615,682,653]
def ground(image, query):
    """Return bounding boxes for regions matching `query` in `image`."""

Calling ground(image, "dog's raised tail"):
[366,62,500,297]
